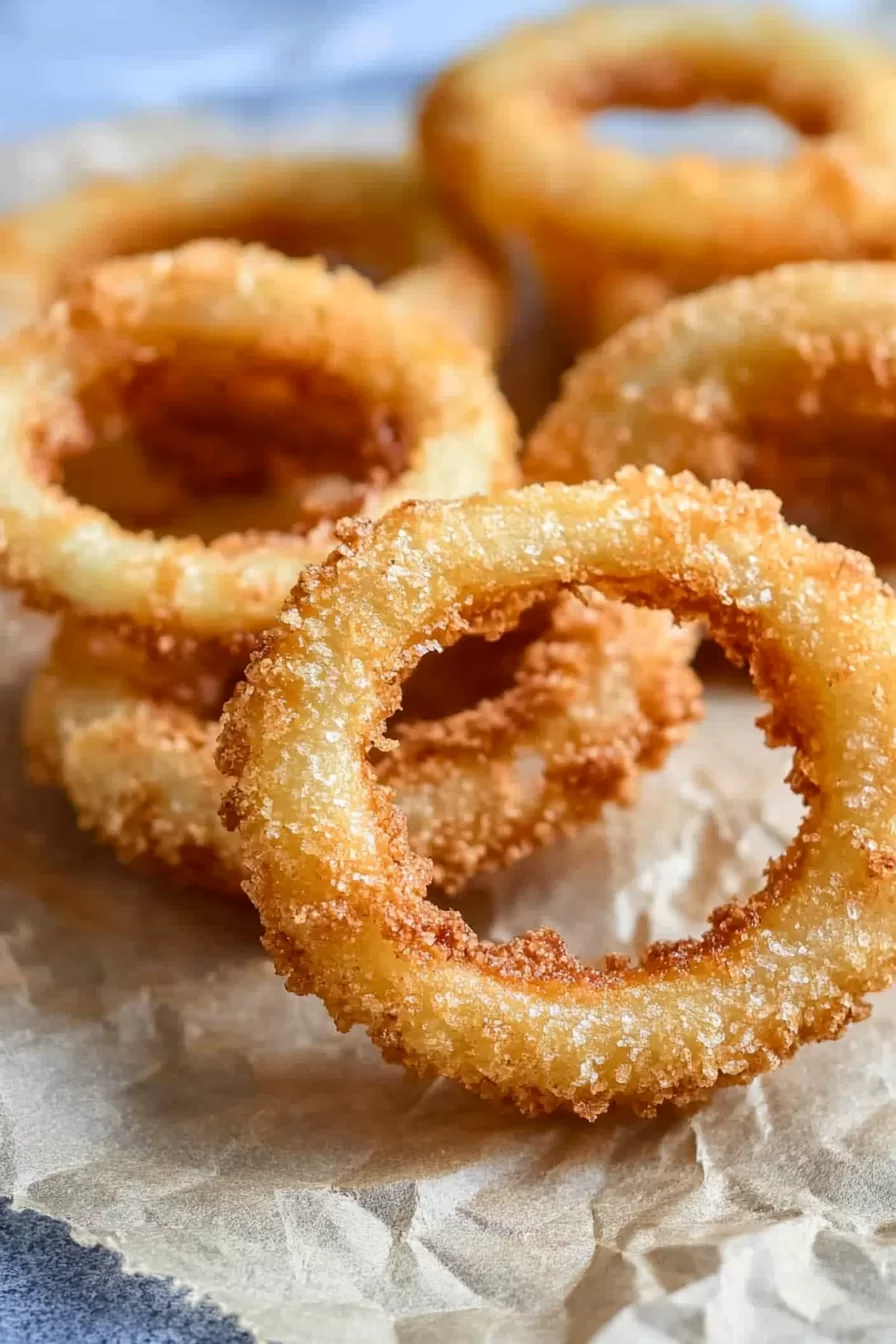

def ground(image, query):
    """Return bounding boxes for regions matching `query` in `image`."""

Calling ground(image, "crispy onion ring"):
[0,240,517,646]
[419,5,896,345]
[24,602,700,894]
[0,154,507,352]
[220,468,896,1119]
[524,262,896,564]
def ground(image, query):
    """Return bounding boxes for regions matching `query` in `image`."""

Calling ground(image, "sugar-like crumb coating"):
[25,593,700,895]
[525,262,896,562]
[0,240,517,645]
[220,468,896,1119]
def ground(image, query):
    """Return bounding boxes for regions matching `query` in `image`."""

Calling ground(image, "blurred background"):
[0,0,886,224]
[0,0,880,140]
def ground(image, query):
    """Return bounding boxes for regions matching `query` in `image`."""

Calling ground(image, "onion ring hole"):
[58,342,411,543]
[589,104,800,160]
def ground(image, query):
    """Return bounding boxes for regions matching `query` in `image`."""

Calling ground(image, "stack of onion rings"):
[219,468,896,1119]
[0,153,508,353]
[419,5,896,344]
[0,8,894,1133]
[7,239,701,893]
[25,598,700,894]
[524,261,896,564]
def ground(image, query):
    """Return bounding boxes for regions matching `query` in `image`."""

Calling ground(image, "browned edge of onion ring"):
[24,595,701,894]
[418,5,896,346]
[0,240,517,649]
[219,468,896,1120]
[524,261,896,564]
[0,153,509,353]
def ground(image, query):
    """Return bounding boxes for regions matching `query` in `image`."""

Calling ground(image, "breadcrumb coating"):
[525,262,896,563]
[25,596,700,894]
[0,240,517,645]
[220,469,896,1119]
[0,153,508,351]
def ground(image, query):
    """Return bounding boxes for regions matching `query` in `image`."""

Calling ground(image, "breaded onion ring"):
[419,5,896,344]
[25,600,700,894]
[524,262,896,563]
[0,154,507,352]
[220,469,896,1119]
[0,240,517,645]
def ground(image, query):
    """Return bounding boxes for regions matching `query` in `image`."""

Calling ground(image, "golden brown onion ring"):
[220,469,896,1119]
[0,240,517,647]
[25,602,700,894]
[0,154,508,352]
[524,261,896,564]
[419,5,896,345]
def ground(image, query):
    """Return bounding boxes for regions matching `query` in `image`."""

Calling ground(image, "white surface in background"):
[592,105,800,159]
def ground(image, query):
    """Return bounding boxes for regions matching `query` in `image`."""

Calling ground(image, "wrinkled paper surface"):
[2,115,896,1344]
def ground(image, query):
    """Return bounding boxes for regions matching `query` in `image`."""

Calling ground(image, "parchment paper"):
[2,114,896,1344]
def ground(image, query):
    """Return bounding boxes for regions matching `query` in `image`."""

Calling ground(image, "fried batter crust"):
[525,262,896,563]
[0,241,517,646]
[26,599,700,894]
[419,5,896,344]
[0,153,508,352]
[220,469,896,1119]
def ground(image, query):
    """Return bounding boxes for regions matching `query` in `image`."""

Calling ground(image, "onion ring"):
[0,240,517,647]
[524,261,896,564]
[0,154,507,352]
[419,5,896,345]
[219,468,896,1119]
[25,600,700,894]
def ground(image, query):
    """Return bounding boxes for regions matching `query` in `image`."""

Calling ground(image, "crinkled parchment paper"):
[3,116,896,1344]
